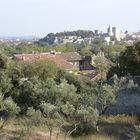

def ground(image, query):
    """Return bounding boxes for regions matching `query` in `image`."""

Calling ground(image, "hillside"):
[38,30,94,45]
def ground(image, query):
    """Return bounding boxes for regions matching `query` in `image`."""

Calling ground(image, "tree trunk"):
[49,129,52,140]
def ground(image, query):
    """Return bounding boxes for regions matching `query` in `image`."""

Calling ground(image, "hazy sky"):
[0,0,139,37]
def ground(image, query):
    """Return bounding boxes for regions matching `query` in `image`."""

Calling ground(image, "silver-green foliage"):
[0,92,20,116]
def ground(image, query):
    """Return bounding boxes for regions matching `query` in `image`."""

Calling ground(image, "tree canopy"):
[119,42,140,75]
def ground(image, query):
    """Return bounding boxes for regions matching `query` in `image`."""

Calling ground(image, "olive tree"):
[40,103,60,140]
[0,92,20,129]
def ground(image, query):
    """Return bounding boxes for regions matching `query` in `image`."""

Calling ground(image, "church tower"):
[107,25,113,36]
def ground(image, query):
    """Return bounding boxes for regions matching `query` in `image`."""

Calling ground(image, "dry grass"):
[102,114,138,124]
[68,134,118,140]
[0,115,139,140]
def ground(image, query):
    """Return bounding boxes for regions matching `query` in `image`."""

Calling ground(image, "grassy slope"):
[0,115,139,140]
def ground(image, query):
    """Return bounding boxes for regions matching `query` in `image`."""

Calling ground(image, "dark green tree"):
[119,42,140,75]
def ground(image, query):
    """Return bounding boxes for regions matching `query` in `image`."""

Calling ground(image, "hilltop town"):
[38,26,140,46]
[0,26,140,47]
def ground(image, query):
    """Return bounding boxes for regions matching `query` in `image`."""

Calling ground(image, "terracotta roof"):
[60,52,82,61]
[13,53,74,70]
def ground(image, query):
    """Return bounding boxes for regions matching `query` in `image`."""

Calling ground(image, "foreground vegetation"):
[0,41,140,139]
[0,52,118,139]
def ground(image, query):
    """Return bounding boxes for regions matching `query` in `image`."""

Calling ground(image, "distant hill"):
[38,30,94,45]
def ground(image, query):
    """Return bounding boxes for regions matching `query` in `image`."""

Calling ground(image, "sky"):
[0,0,139,37]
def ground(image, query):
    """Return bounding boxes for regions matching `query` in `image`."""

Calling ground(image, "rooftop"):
[60,52,82,61]
[13,52,82,70]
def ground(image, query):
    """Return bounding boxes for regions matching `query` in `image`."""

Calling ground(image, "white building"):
[112,27,120,41]
[104,36,111,45]
[112,27,126,41]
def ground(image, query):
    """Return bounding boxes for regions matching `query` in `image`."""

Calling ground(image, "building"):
[94,30,101,36]
[13,52,83,71]
[104,36,111,44]
[59,52,82,70]
[81,56,94,70]
[108,25,113,36]
[112,27,120,41]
